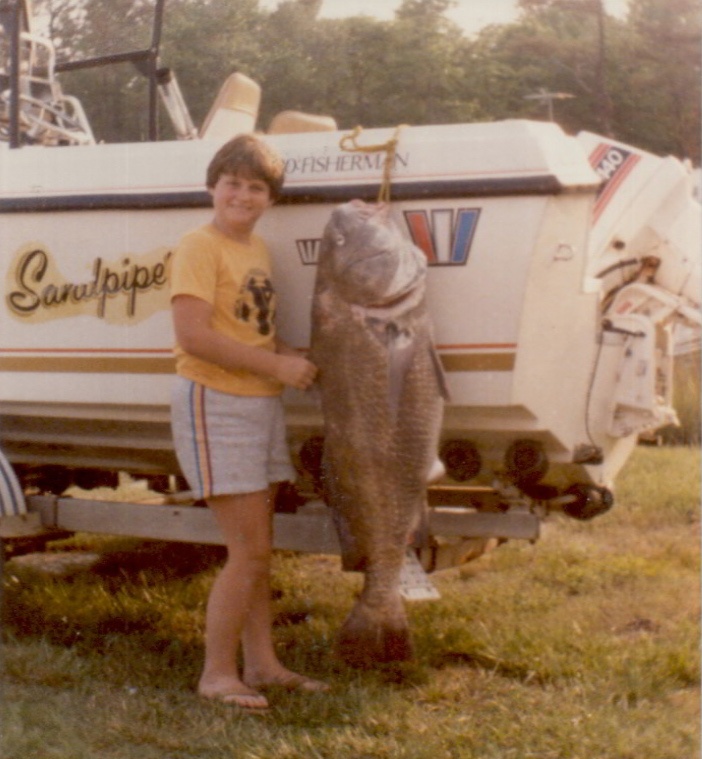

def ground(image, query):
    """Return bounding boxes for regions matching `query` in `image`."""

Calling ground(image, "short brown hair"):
[206,133,285,200]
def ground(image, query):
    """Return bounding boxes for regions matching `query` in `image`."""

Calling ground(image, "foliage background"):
[37,0,700,160]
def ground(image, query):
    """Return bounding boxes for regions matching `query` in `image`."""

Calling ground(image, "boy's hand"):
[275,355,318,390]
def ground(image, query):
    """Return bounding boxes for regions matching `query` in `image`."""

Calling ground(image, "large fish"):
[310,200,446,667]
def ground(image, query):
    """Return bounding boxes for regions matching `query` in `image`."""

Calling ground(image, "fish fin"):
[387,326,415,420]
[338,534,367,573]
[409,505,432,550]
[337,599,413,668]
[325,476,368,572]
[429,344,451,402]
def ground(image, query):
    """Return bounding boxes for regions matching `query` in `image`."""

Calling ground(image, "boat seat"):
[199,72,260,140]
[268,110,337,134]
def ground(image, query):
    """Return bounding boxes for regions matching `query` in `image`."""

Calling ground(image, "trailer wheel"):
[504,439,548,485]
[439,440,481,482]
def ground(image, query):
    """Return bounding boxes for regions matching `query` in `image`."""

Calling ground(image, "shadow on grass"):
[2,540,331,686]
[2,541,223,650]
[431,650,553,685]
[88,541,227,585]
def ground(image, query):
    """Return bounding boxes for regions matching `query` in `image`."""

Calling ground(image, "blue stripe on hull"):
[0,174,562,213]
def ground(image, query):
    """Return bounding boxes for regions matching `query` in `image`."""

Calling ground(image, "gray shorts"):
[170,376,296,500]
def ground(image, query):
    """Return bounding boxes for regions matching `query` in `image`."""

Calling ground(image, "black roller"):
[439,439,482,482]
[562,483,614,520]
[504,439,548,485]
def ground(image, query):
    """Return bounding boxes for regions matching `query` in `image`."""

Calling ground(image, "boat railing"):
[0,0,196,147]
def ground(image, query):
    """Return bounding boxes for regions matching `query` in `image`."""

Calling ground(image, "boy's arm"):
[172,294,317,390]
[275,337,301,357]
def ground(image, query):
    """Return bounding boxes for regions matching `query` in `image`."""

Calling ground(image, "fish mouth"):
[366,287,417,308]
[366,277,423,308]
[337,247,425,308]
[341,249,391,271]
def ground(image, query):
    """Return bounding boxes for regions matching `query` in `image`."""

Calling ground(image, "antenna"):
[524,88,575,121]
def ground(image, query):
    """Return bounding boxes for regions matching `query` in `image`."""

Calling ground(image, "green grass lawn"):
[2,446,699,759]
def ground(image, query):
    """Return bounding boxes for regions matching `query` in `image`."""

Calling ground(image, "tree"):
[381,0,476,125]
[470,0,700,159]
[620,0,700,161]
[483,0,617,134]
[35,0,265,141]
[253,0,327,127]
[161,0,265,131]
[35,0,160,141]
[31,0,698,160]
[290,16,395,129]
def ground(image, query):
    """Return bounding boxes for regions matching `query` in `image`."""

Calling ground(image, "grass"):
[1,446,699,759]
[660,353,701,445]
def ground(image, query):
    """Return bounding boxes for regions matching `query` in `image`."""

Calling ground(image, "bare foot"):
[198,676,269,711]
[244,667,330,693]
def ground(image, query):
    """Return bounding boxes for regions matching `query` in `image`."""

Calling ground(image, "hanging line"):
[339,124,407,204]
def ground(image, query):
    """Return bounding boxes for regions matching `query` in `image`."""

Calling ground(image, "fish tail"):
[337,598,413,668]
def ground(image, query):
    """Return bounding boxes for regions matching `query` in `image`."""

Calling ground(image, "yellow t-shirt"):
[170,223,283,396]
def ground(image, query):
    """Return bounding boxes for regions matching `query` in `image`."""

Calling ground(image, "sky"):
[261,0,631,36]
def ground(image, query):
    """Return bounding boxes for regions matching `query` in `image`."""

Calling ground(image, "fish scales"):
[310,200,445,667]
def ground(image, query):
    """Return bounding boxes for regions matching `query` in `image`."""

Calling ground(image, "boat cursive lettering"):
[7,247,172,319]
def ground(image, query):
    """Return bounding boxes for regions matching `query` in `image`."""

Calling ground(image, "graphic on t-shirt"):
[235,268,275,336]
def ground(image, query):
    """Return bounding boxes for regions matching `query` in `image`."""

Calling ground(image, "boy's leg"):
[198,489,272,707]
[201,486,330,697]
[240,485,282,675]
[241,487,330,693]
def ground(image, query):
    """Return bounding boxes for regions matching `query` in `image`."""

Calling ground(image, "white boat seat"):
[268,110,337,134]
[199,72,260,141]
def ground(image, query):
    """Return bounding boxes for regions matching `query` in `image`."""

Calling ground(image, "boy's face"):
[209,170,272,238]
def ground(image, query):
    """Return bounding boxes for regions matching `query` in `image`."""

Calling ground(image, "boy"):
[170,133,328,710]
